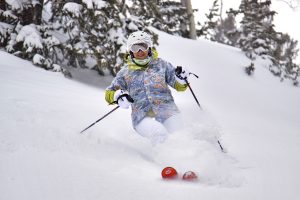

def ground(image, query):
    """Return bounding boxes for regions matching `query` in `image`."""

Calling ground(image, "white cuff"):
[175,76,187,85]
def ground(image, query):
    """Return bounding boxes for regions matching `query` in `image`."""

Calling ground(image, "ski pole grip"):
[115,93,134,104]
[176,66,199,79]
[124,94,134,103]
[175,66,183,76]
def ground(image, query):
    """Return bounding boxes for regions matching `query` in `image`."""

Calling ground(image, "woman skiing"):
[105,31,190,145]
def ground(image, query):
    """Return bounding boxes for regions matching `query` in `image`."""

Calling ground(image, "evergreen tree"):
[253,0,276,58]
[232,0,299,84]
[197,0,220,40]
[237,0,276,60]
[128,0,161,27]
[0,0,65,73]
[0,0,48,59]
[157,1,189,38]
[238,0,260,59]
[50,0,66,22]
[50,0,150,75]
[270,33,300,85]
[60,1,87,69]
[214,11,240,46]
[128,0,189,38]
[245,62,255,75]
[0,0,15,47]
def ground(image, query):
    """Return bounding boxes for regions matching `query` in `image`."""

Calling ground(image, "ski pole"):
[80,93,134,134]
[176,66,225,153]
[184,79,202,109]
[217,139,225,153]
[80,106,120,134]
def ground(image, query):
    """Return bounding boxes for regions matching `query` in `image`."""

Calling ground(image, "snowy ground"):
[1,30,300,200]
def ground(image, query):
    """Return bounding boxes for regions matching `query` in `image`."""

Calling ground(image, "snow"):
[0,22,13,38]
[32,54,45,65]
[5,0,24,10]
[1,29,300,200]
[44,35,61,47]
[16,24,43,50]
[52,64,62,72]
[127,21,139,30]
[83,0,106,9]
[2,10,18,19]
[63,3,82,18]
[108,27,127,50]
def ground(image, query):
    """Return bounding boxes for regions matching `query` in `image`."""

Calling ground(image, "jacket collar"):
[126,48,159,71]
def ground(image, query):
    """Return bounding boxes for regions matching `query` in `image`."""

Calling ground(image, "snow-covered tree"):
[0,0,44,57]
[128,0,189,38]
[270,33,300,85]
[197,0,220,40]
[253,0,277,58]
[49,0,152,75]
[0,1,14,46]
[213,11,240,46]
[245,62,255,75]
[231,0,299,84]
[128,0,161,26]
[237,0,276,60]
[238,0,261,59]
[157,1,189,38]
[0,0,65,72]
[1,0,298,85]
[60,2,87,68]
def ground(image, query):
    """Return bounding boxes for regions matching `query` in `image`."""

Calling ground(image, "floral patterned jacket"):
[105,50,187,127]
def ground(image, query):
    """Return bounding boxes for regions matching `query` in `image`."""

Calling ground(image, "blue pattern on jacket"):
[106,58,180,127]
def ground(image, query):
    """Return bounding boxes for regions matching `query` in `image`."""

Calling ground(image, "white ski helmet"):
[127,31,153,52]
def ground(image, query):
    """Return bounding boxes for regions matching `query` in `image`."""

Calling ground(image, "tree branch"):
[276,0,300,10]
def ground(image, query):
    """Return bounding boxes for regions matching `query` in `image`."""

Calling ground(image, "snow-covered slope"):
[1,30,300,200]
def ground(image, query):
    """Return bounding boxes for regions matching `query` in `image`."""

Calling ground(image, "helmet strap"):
[148,48,152,57]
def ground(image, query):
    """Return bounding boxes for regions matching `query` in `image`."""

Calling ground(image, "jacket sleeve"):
[105,68,128,104]
[164,60,187,92]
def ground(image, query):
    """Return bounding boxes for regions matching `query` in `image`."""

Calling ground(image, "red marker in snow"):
[161,167,178,179]
[182,171,198,181]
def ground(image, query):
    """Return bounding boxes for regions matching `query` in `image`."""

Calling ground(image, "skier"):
[105,31,190,145]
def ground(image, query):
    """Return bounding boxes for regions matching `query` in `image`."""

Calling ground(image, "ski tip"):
[161,167,178,179]
[161,167,199,182]
[182,171,198,181]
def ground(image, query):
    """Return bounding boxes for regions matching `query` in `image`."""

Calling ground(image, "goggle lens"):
[130,43,149,53]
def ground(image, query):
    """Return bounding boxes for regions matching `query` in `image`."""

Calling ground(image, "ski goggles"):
[130,43,149,53]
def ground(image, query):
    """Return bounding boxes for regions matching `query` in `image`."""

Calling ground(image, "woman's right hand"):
[114,90,134,109]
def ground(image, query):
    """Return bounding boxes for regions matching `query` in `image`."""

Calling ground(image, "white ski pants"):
[135,115,182,145]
